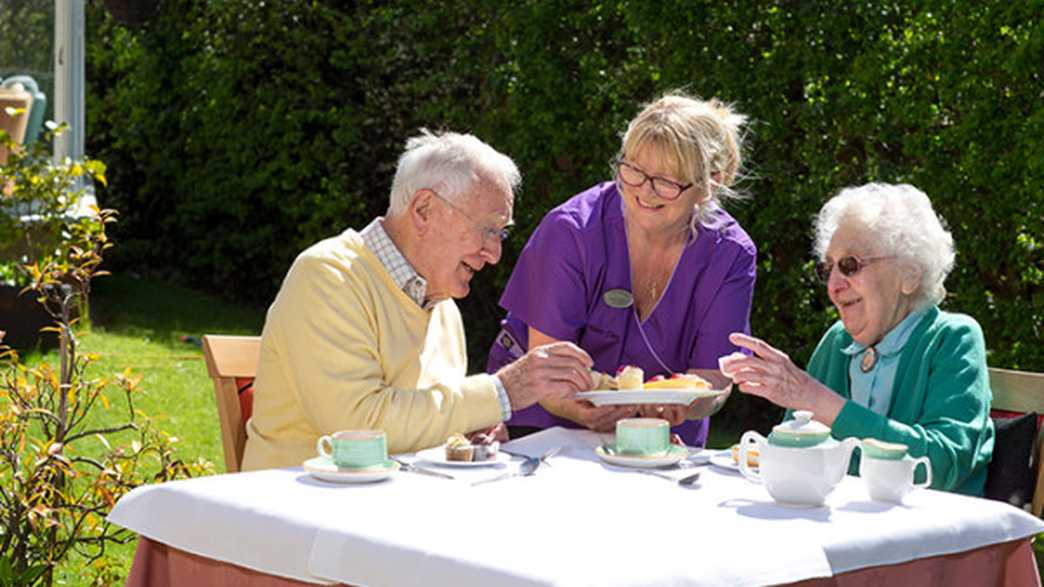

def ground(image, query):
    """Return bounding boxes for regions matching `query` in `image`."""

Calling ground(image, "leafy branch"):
[0,125,211,585]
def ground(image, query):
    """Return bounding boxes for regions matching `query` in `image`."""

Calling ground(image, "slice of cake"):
[731,444,759,467]
[643,373,712,390]
[616,365,644,390]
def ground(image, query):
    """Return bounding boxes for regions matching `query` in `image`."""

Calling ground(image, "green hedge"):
[84,0,1042,433]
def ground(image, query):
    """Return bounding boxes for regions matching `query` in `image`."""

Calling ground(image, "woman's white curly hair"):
[813,183,955,307]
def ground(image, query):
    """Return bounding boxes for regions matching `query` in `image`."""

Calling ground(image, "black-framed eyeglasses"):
[614,159,693,201]
[429,189,514,243]
[815,255,895,283]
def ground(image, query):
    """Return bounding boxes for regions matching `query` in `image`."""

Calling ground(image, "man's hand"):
[466,422,508,443]
[496,341,594,411]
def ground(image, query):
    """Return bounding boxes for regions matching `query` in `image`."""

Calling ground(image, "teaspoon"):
[677,472,702,488]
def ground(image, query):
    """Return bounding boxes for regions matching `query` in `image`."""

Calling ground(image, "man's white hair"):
[388,129,520,214]
[813,183,955,307]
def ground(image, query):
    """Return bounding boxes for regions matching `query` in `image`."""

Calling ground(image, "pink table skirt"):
[127,536,1041,587]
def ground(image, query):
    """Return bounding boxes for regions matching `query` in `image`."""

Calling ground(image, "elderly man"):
[241,130,593,470]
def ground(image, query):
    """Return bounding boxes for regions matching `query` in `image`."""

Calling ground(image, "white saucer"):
[415,445,511,468]
[595,444,689,468]
[303,457,399,483]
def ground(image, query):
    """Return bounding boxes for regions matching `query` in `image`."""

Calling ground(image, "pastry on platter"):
[590,369,619,390]
[615,365,644,390]
[643,373,712,390]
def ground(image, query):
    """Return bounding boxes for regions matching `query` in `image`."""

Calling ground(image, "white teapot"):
[739,411,859,507]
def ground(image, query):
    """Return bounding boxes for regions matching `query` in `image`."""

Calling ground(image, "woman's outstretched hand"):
[725,333,845,426]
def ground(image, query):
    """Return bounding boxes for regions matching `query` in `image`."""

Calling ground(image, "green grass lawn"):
[24,274,265,585]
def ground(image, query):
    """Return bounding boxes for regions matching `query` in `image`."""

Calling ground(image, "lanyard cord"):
[633,310,674,374]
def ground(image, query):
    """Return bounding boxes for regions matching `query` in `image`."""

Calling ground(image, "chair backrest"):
[0,85,32,164]
[1,76,46,146]
[989,367,1044,516]
[202,335,261,473]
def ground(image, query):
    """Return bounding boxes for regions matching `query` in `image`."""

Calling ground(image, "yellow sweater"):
[241,229,502,471]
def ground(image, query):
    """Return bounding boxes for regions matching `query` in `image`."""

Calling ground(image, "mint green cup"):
[317,430,387,469]
[615,418,670,456]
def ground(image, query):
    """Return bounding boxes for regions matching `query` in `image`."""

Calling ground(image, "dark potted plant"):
[0,119,106,350]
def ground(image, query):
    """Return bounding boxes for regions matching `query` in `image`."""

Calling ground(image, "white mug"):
[860,455,932,503]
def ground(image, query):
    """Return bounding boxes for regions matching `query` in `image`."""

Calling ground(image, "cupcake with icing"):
[444,433,475,462]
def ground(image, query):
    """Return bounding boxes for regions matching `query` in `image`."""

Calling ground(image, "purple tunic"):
[486,182,757,447]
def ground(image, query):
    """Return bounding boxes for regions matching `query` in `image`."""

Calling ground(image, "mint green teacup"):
[615,418,670,456]
[317,430,387,469]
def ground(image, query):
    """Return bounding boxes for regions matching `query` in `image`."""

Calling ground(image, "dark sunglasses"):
[815,255,895,283]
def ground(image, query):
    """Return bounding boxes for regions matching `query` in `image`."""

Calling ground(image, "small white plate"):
[595,444,689,468]
[303,457,399,483]
[415,446,511,468]
[708,450,756,473]
[575,388,726,406]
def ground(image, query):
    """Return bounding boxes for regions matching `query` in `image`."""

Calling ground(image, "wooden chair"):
[202,335,261,473]
[989,367,1044,516]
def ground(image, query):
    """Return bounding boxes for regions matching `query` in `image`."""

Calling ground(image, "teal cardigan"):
[806,306,994,496]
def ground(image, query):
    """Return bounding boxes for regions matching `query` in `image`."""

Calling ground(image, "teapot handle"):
[834,437,861,483]
[912,456,932,488]
[738,431,765,483]
[841,437,860,466]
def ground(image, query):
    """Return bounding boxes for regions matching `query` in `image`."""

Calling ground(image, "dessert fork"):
[538,446,562,465]
[471,456,540,486]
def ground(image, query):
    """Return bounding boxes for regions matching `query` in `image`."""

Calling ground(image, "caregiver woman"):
[726,183,993,495]
[486,92,757,446]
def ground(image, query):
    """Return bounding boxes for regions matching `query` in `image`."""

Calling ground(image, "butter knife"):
[391,458,455,480]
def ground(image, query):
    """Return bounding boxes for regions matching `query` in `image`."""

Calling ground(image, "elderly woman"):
[726,183,993,495]
[486,92,757,446]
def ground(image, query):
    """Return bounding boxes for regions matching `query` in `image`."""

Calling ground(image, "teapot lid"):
[769,411,831,447]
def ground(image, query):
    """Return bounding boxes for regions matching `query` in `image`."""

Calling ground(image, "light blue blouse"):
[843,308,928,415]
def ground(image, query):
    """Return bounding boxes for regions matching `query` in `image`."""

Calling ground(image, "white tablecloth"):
[109,427,1044,586]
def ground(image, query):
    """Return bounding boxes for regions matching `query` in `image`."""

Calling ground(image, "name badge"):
[603,289,634,309]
